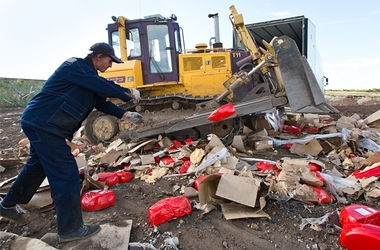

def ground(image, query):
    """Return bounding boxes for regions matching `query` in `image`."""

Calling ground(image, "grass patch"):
[0,78,44,107]
[325,89,380,102]
[327,88,380,92]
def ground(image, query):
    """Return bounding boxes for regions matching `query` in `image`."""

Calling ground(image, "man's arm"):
[94,98,126,119]
[63,59,133,102]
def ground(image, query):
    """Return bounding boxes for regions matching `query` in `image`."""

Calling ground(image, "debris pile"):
[1,109,380,248]
[3,111,380,207]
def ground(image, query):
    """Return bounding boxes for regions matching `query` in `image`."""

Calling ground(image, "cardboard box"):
[216,174,261,208]
[254,140,273,150]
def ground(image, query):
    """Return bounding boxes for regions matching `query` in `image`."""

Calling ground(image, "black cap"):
[90,42,123,63]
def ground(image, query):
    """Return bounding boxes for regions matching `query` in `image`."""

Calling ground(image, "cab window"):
[147,24,172,73]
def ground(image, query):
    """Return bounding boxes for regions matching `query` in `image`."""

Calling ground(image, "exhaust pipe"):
[208,13,223,48]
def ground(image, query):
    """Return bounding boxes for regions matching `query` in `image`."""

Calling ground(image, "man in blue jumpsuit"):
[0,42,143,242]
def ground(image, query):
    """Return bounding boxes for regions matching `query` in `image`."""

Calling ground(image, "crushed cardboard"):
[216,173,261,208]
[364,109,380,127]
[289,138,323,156]
[221,197,270,220]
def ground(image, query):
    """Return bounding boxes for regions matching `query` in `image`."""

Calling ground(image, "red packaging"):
[97,172,119,187]
[340,224,380,250]
[302,126,319,133]
[154,156,160,163]
[178,160,191,174]
[274,171,281,181]
[340,204,380,227]
[168,140,182,150]
[81,190,116,211]
[207,103,236,122]
[122,163,130,170]
[310,186,332,204]
[256,161,278,171]
[308,162,322,172]
[194,175,209,190]
[352,163,380,179]
[193,174,223,190]
[116,171,133,183]
[314,171,325,184]
[349,153,357,159]
[339,205,380,250]
[283,125,302,135]
[147,196,192,226]
[160,156,175,165]
[184,138,193,145]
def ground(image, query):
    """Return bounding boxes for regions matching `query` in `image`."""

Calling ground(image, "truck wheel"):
[84,111,119,144]
[92,115,119,142]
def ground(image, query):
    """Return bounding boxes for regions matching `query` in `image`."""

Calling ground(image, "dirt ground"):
[0,96,379,250]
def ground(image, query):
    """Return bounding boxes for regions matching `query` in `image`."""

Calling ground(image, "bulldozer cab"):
[106,15,181,84]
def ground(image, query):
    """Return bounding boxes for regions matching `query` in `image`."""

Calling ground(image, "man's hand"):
[126,88,140,102]
[122,111,144,124]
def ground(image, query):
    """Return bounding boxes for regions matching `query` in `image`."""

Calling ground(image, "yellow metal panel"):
[100,60,143,88]
[186,74,229,96]
[182,56,203,71]
[178,52,232,96]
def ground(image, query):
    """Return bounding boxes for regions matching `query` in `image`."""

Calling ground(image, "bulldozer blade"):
[273,36,338,114]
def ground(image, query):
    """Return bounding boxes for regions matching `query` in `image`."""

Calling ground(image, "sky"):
[1,0,380,90]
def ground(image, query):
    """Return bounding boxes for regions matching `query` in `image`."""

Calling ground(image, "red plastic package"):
[310,186,332,204]
[193,174,223,190]
[160,156,175,165]
[168,140,183,150]
[116,171,133,183]
[352,163,380,179]
[340,204,380,227]
[194,175,209,190]
[97,172,119,187]
[256,161,278,171]
[207,103,236,122]
[340,223,380,250]
[339,204,380,250]
[308,162,322,172]
[154,156,160,163]
[184,138,193,145]
[302,126,319,133]
[178,160,191,174]
[148,196,192,226]
[283,125,302,135]
[314,171,326,184]
[81,190,116,211]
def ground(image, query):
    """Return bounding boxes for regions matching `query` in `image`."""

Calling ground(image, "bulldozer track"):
[84,95,242,145]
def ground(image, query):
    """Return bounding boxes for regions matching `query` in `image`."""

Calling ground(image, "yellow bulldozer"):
[84,5,337,144]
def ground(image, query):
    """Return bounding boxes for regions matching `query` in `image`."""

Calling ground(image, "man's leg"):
[1,127,47,222]
[35,130,100,241]
[27,129,83,235]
